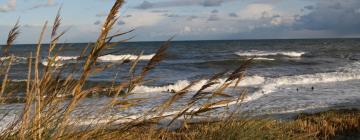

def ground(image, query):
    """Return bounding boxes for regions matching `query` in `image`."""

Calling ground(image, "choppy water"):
[2,39,360,123]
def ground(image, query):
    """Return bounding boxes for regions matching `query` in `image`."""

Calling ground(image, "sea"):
[1,38,360,125]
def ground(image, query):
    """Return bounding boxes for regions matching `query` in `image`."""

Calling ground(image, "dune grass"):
[0,0,252,139]
[38,109,357,140]
[0,0,359,140]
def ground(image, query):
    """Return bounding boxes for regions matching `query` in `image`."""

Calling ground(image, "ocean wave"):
[41,61,64,67]
[55,56,78,61]
[0,56,28,62]
[253,57,276,61]
[41,54,156,66]
[40,56,78,67]
[98,54,155,62]
[132,75,265,93]
[180,62,360,109]
[236,50,306,57]
[246,71,360,103]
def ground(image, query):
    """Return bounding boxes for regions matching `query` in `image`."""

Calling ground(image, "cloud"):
[135,0,236,9]
[0,0,16,12]
[117,20,125,25]
[166,14,181,18]
[208,15,220,21]
[211,9,219,14]
[239,4,275,19]
[137,1,153,9]
[294,0,360,33]
[187,15,198,21]
[151,10,169,13]
[94,20,101,25]
[96,12,107,17]
[229,12,238,17]
[202,0,224,7]
[304,5,315,10]
[30,0,57,10]
[121,10,164,28]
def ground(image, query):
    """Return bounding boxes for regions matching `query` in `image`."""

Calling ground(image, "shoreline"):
[57,109,360,139]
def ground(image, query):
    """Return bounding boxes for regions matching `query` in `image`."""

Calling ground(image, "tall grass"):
[0,0,254,139]
[2,0,359,139]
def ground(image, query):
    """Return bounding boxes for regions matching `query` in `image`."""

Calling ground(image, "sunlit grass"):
[0,0,359,139]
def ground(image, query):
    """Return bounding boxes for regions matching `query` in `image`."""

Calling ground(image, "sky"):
[1,0,360,44]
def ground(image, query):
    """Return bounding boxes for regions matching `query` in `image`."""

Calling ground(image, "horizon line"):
[3,37,360,46]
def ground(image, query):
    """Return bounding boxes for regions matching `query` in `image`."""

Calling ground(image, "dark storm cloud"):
[294,0,360,33]
[135,0,236,9]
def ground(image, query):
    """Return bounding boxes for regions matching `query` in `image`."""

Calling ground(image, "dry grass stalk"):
[55,0,126,137]
[0,0,262,139]
[0,55,14,101]
[2,20,20,57]
[19,53,33,140]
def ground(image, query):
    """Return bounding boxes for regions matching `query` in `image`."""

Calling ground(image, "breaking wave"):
[132,75,265,93]
[54,56,78,61]
[40,54,155,66]
[245,62,360,102]
[98,54,155,62]
[253,57,276,61]
[0,56,27,63]
[236,50,306,57]
[41,56,78,67]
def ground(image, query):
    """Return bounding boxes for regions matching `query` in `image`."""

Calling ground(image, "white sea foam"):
[0,56,27,61]
[236,50,306,57]
[55,56,78,61]
[41,61,64,67]
[191,61,360,110]
[40,56,78,67]
[41,54,156,66]
[132,75,265,93]
[98,54,155,62]
[253,57,275,61]
[246,72,360,103]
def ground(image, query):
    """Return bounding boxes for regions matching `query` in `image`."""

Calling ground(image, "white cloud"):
[183,26,192,32]
[30,0,57,10]
[270,17,282,25]
[238,4,274,19]
[0,0,16,12]
[122,10,164,28]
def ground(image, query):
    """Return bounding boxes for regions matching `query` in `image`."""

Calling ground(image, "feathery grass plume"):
[72,0,125,96]
[2,19,20,57]
[55,0,126,137]
[141,38,172,77]
[191,70,227,100]
[0,0,265,139]
[48,7,65,55]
